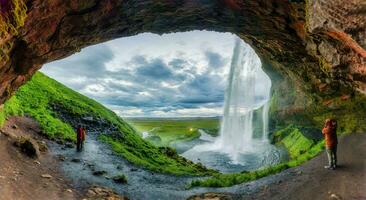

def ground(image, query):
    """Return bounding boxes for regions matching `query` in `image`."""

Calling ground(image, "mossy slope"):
[0,72,213,176]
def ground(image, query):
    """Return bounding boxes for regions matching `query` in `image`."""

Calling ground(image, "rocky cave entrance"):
[41,30,289,173]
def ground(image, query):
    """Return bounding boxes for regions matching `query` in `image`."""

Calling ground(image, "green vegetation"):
[0,72,133,141]
[99,135,215,175]
[188,125,324,188]
[311,94,366,135]
[126,118,220,146]
[272,125,317,158]
[0,72,213,176]
[0,0,28,61]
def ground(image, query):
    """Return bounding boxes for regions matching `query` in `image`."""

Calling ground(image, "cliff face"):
[0,0,365,126]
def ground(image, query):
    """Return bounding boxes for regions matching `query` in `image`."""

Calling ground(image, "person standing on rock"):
[322,119,338,170]
[76,124,85,151]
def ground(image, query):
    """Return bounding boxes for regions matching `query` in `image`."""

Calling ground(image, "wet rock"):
[57,155,67,161]
[116,165,123,170]
[65,143,74,148]
[130,168,138,172]
[93,170,107,176]
[86,163,95,170]
[71,158,81,163]
[112,174,128,184]
[56,139,64,145]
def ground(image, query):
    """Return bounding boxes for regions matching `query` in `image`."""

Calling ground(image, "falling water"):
[182,38,276,170]
[261,101,270,141]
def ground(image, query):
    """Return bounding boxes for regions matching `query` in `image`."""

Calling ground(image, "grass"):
[272,125,316,158]
[126,118,220,146]
[0,72,214,176]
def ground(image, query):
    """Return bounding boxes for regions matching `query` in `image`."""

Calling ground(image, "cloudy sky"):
[41,31,269,118]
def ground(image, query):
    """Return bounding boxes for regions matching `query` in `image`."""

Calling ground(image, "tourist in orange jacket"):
[322,119,338,170]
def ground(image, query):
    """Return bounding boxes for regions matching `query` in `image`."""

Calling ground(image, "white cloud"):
[41,31,270,118]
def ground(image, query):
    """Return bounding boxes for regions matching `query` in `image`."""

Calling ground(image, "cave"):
[1,0,366,199]
[1,0,366,130]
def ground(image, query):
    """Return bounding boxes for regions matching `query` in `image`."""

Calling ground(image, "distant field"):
[126,118,220,146]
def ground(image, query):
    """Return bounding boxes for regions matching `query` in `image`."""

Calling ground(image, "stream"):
[48,131,288,200]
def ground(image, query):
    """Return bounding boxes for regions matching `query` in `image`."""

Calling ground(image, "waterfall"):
[215,38,272,162]
[182,38,272,165]
[261,100,270,141]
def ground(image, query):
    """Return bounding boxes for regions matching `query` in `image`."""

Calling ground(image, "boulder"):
[112,174,128,184]
[14,137,40,158]
[37,140,48,152]
[92,170,107,176]
[188,193,233,200]
[86,186,129,200]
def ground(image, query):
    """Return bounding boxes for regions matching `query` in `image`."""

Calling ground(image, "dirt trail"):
[0,117,79,200]
[247,132,366,200]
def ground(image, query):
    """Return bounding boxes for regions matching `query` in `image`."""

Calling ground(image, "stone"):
[187,192,233,200]
[37,141,48,152]
[57,155,67,161]
[65,143,74,148]
[93,170,107,176]
[15,137,40,158]
[41,174,52,178]
[330,193,342,200]
[112,174,128,184]
[71,158,81,163]
[86,186,129,200]
[12,125,18,129]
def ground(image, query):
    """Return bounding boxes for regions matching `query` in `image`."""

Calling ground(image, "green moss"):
[311,94,366,135]
[273,125,316,158]
[0,106,5,127]
[0,0,27,61]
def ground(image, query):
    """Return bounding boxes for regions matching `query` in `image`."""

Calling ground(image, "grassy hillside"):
[0,72,213,176]
[126,118,220,146]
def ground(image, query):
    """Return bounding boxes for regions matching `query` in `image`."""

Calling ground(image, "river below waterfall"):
[48,131,288,200]
[181,131,287,173]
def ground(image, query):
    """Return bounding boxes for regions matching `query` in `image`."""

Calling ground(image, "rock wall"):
[0,0,365,129]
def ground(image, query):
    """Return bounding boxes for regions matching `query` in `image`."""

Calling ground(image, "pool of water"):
[179,130,288,173]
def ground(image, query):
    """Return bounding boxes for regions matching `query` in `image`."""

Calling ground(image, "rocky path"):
[0,117,78,200]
